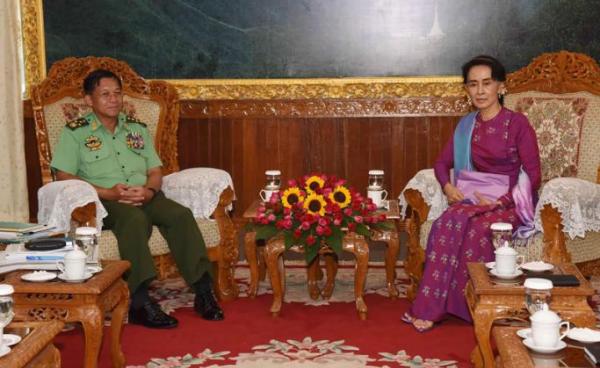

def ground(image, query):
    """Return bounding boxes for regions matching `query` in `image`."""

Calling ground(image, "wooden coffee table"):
[0,320,63,367]
[466,262,595,368]
[4,260,130,368]
[243,199,402,298]
[493,326,596,367]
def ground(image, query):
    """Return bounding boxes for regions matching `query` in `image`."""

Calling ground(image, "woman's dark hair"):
[461,55,506,84]
[83,69,122,95]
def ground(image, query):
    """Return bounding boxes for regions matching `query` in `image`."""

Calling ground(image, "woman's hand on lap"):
[443,183,464,204]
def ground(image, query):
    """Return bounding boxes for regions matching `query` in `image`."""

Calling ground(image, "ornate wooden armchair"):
[31,57,238,300]
[402,51,600,300]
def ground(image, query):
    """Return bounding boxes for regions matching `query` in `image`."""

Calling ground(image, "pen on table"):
[26,255,64,261]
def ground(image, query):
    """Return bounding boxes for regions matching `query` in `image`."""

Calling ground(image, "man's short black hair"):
[83,69,122,95]
[461,55,507,84]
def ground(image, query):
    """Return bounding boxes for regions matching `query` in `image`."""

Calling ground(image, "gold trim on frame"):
[20,0,466,100]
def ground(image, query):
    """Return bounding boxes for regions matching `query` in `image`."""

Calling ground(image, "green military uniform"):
[51,112,211,293]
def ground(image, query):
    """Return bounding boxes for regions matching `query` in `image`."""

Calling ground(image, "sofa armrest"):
[399,169,447,221]
[162,168,235,219]
[535,177,600,239]
[37,179,107,233]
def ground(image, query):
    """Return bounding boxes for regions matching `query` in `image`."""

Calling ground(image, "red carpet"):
[55,295,475,367]
[53,265,478,367]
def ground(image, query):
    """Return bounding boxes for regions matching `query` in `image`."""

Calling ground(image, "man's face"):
[84,77,123,120]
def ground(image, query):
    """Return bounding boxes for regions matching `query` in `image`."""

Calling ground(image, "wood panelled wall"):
[23,97,467,221]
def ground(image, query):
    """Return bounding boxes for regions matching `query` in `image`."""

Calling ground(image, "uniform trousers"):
[101,191,211,293]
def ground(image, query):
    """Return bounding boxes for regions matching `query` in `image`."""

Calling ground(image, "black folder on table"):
[533,274,580,287]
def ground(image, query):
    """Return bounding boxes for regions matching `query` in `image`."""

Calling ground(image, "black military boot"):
[193,273,224,321]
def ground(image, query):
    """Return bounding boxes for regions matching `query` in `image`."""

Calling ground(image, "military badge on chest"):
[84,135,102,151]
[126,132,145,149]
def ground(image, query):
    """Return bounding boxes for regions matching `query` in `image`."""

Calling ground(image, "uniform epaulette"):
[125,115,147,127]
[65,117,89,130]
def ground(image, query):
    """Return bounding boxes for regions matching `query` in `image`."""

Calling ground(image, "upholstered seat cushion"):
[99,218,221,260]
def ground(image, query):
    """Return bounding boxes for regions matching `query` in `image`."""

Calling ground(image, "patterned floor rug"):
[55,262,477,368]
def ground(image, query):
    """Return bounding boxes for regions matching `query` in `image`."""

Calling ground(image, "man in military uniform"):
[51,69,224,328]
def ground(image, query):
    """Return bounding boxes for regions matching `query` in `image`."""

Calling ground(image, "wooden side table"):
[466,262,595,368]
[243,199,402,299]
[5,260,130,368]
[265,232,370,319]
[0,320,63,367]
[493,326,596,367]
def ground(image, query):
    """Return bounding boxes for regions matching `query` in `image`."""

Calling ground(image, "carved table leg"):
[81,305,104,368]
[265,237,286,317]
[110,280,129,368]
[307,256,322,300]
[244,231,259,297]
[384,231,400,298]
[321,254,338,299]
[470,309,496,368]
[343,234,369,320]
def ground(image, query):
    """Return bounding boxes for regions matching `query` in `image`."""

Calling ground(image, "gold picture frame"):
[20,0,465,100]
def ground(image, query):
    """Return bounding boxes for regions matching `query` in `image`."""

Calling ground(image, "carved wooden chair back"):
[505,51,600,185]
[30,56,180,184]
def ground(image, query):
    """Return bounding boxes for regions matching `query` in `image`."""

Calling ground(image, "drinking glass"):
[524,278,553,315]
[264,170,281,190]
[368,170,384,190]
[0,284,15,350]
[75,226,99,264]
[491,222,513,249]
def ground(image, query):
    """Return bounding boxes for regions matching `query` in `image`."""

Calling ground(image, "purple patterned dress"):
[410,108,541,322]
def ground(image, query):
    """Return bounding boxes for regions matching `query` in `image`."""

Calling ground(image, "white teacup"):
[530,309,570,348]
[494,245,524,275]
[259,188,279,202]
[367,189,388,208]
[56,248,87,280]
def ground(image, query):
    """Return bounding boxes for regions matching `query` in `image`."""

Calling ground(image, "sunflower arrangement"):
[253,173,387,263]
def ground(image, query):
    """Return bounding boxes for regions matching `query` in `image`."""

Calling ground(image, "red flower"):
[354,216,363,223]
[348,222,357,232]
[306,235,316,245]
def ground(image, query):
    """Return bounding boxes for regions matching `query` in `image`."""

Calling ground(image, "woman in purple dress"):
[403,55,541,332]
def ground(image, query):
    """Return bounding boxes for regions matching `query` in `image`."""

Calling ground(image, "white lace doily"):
[162,168,235,219]
[535,177,600,239]
[37,179,108,233]
[398,169,448,221]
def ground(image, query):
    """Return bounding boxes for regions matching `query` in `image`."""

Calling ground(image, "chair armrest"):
[398,169,447,221]
[37,179,107,233]
[535,177,600,239]
[162,168,235,219]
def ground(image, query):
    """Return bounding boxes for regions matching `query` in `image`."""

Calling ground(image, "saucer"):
[0,344,10,358]
[2,334,22,347]
[58,271,93,283]
[516,328,532,339]
[521,261,554,272]
[523,338,566,354]
[485,261,495,269]
[20,271,57,282]
[490,268,523,280]
[86,265,102,274]
[567,327,600,343]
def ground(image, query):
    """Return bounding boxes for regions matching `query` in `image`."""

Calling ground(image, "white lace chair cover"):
[535,177,600,239]
[37,179,108,233]
[398,169,448,221]
[162,168,235,219]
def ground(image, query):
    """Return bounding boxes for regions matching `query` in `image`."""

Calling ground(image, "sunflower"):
[304,193,327,216]
[282,187,304,208]
[329,185,352,208]
[305,175,325,193]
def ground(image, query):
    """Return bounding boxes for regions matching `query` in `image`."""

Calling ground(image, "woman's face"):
[465,65,505,112]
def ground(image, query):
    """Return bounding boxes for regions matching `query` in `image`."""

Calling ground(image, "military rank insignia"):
[126,132,145,149]
[84,135,102,151]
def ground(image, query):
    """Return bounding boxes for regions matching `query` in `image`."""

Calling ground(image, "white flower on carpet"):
[379,350,458,367]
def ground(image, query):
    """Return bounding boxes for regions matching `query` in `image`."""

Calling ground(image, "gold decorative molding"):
[20,0,46,98]
[170,77,466,100]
